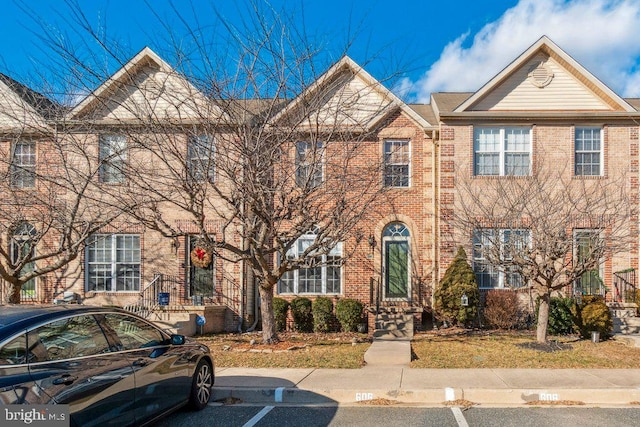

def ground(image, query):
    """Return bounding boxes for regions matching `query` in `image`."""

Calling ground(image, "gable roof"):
[269,56,433,131]
[0,74,56,132]
[454,36,635,114]
[0,74,58,119]
[67,47,221,122]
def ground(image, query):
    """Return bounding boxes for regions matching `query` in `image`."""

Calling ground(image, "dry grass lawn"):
[199,332,370,369]
[411,330,640,369]
[199,330,640,369]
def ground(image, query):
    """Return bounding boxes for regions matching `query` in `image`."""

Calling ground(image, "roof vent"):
[528,61,554,88]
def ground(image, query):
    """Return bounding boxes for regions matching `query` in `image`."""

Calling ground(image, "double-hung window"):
[99,135,127,183]
[11,141,36,188]
[472,228,530,289]
[295,141,324,188]
[383,140,410,187]
[188,134,215,182]
[86,234,140,292]
[474,127,531,176]
[278,229,342,294]
[574,127,603,176]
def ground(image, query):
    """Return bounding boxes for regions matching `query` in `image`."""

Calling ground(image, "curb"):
[212,386,640,406]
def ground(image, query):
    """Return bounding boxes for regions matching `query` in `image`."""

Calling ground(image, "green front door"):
[385,240,409,299]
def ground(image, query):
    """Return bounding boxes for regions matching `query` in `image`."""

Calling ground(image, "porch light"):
[368,235,376,249]
[461,293,469,307]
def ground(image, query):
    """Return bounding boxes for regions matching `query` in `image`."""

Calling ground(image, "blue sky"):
[1,0,640,103]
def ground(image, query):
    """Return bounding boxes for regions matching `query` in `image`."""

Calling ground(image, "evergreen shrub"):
[273,297,290,332]
[548,297,575,335]
[335,298,363,332]
[312,297,334,333]
[573,295,613,339]
[434,247,480,327]
[290,297,313,332]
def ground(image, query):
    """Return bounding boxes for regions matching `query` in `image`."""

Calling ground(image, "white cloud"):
[411,0,640,102]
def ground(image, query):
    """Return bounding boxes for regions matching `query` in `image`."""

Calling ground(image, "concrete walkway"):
[212,367,640,406]
[212,333,640,406]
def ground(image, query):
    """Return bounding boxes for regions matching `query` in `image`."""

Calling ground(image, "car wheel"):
[189,359,213,410]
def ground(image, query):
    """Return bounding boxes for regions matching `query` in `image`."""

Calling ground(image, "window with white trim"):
[11,141,36,188]
[188,134,215,181]
[295,141,324,188]
[472,228,530,289]
[474,127,531,176]
[86,234,140,292]
[383,140,410,187]
[574,127,603,176]
[278,229,342,294]
[99,135,127,183]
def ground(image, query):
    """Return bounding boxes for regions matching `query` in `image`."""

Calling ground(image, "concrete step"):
[613,317,640,334]
[610,308,637,318]
[373,313,413,340]
[153,312,197,336]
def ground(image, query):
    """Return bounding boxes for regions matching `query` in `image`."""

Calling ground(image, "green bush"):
[335,298,363,332]
[535,297,575,335]
[573,296,613,339]
[290,297,313,332]
[483,290,519,329]
[312,297,334,333]
[273,297,290,332]
[434,247,480,327]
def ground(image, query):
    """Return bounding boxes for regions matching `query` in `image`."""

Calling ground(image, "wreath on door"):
[190,246,213,269]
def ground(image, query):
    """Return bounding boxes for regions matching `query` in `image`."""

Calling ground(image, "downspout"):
[431,128,440,322]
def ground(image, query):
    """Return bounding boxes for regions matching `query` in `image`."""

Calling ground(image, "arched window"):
[382,222,410,299]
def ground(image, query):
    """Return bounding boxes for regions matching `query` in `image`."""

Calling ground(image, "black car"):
[0,305,214,426]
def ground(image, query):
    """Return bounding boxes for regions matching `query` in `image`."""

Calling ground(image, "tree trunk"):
[536,291,551,343]
[259,284,279,344]
[7,282,22,304]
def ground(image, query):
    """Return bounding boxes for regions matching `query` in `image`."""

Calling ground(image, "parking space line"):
[451,407,469,427]
[243,406,274,427]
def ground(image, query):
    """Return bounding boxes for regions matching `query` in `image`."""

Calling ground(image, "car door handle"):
[133,359,149,367]
[52,375,78,385]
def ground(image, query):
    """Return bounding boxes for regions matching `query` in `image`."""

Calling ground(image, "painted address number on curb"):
[355,393,374,401]
[539,393,559,401]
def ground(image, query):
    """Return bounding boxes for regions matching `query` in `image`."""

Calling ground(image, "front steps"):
[610,302,640,335]
[373,312,414,340]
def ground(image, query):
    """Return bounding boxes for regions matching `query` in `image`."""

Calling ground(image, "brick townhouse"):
[0,36,637,333]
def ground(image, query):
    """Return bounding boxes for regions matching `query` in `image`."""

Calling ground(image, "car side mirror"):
[171,334,186,345]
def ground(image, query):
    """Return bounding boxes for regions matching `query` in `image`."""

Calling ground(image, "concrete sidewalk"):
[212,367,640,406]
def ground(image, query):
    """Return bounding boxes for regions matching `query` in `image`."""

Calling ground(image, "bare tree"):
[0,75,130,303]
[25,0,404,342]
[452,162,633,343]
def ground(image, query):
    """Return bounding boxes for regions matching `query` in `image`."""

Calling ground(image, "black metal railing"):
[136,273,187,315]
[613,269,637,303]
